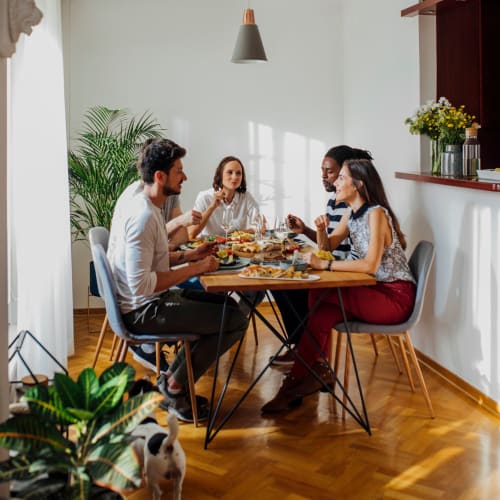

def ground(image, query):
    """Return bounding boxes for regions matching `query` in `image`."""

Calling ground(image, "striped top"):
[326,196,352,260]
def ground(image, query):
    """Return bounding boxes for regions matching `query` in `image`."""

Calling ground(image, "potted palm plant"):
[68,106,164,306]
[68,106,164,242]
[0,362,163,499]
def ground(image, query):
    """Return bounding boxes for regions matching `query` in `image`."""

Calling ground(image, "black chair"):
[334,240,435,419]
[89,227,201,426]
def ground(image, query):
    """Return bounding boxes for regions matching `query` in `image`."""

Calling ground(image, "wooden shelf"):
[402,0,444,17]
[401,0,470,18]
[395,171,500,192]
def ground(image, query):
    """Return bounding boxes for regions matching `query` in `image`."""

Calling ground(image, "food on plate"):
[240,264,309,279]
[215,248,235,264]
[229,230,254,242]
[285,243,301,254]
[187,239,204,248]
[314,249,335,261]
[232,242,260,254]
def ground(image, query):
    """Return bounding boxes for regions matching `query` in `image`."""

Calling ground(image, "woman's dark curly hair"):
[212,156,247,193]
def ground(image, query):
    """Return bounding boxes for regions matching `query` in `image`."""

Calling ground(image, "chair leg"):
[91,314,109,368]
[398,336,416,392]
[251,311,258,345]
[184,341,198,427]
[117,340,129,362]
[403,332,435,418]
[386,336,403,374]
[109,333,118,360]
[369,334,379,356]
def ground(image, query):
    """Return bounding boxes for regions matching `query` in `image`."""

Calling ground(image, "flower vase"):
[430,139,444,175]
[441,144,463,177]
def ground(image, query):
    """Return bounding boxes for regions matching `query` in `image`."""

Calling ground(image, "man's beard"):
[163,184,181,196]
[322,181,336,193]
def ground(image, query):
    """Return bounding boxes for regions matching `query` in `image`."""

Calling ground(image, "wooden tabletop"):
[199,269,376,293]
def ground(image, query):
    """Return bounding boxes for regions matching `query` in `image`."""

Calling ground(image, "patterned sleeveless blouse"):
[347,204,415,283]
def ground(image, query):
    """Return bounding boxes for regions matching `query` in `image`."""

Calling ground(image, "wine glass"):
[248,208,262,241]
[221,206,234,241]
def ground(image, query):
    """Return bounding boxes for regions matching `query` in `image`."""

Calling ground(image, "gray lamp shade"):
[231,24,268,63]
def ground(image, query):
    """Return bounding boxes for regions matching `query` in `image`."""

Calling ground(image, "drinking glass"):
[248,208,262,241]
[221,206,234,241]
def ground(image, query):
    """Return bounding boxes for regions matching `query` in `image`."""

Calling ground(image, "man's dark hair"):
[138,138,186,184]
[325,145,373,165]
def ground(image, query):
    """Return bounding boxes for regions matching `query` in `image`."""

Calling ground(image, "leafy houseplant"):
[0,362,163,499]
[68,106,164,242]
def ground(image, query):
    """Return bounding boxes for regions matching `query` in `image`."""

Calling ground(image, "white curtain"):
[8,0,73,382]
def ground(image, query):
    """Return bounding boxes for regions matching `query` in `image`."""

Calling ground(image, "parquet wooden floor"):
[71,307,500,500]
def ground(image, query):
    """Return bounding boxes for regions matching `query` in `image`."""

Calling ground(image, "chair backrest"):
[89,227,110,297]
[405,240,435,327]
[90,242,133,340]
[89,226,110,252]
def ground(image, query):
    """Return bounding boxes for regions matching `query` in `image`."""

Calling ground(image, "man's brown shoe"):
[293,361,334,396]
[261,374,304,413]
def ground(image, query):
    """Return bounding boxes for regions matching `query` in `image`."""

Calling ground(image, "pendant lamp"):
[231,8,268,63]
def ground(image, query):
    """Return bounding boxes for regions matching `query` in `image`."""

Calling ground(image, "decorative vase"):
[440,144,463,177]
[430,139,444,175]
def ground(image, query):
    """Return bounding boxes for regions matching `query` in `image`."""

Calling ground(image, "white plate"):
[218,257,251,271]
[477,169,500,182]
[238,273,320,281]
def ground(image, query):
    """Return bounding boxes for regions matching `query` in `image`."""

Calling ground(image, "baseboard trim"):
[75,304,500,417]
[416,349,500,418]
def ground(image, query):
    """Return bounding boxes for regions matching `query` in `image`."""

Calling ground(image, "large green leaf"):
[54,372,85,410]
[92,392,163,443]
[99,362,135,387]
[23,385,79,425]
[87,442,141,491]
[0,415,70,455]
[93,372,129,417]
[78,367,100,409]
[11,476,68,499]
[0,455,32,481]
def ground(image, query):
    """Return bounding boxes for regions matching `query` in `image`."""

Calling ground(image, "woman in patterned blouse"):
[262,159,416,413]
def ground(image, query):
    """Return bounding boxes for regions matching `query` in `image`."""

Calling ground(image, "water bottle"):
[462,126,480,178]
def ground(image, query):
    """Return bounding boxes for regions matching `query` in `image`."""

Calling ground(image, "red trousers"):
[291,280,416,378]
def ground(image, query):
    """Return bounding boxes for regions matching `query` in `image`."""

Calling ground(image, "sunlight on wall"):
[248,121,326,227]
[475,207,492,384]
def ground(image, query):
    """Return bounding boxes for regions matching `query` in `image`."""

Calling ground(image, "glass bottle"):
[462,127,480,178]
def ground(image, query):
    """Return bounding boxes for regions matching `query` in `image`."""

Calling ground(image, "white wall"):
[64,0,500,403]
[342,0,500,403]
[64,0,344,309]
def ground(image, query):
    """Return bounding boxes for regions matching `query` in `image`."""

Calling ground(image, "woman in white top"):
[189,156,260,239]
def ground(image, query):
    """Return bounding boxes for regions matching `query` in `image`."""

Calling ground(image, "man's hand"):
[198,255,219,274]
[176,209,202,227]
[287,214,306,233]
[190,241,217,260]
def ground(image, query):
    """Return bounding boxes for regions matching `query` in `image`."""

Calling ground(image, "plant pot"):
[440,144,463,177]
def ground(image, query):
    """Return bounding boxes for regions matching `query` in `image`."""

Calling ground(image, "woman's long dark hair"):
[212,156,247,193]
[344,159,407,250]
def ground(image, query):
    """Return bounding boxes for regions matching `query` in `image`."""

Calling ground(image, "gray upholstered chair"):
[334,240,435,418]
[89,227,201,426]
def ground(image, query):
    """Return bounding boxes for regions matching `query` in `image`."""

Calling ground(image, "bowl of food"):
[279,258,307,272]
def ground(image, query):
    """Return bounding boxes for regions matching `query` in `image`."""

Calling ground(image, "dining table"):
[199,266,376,448]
